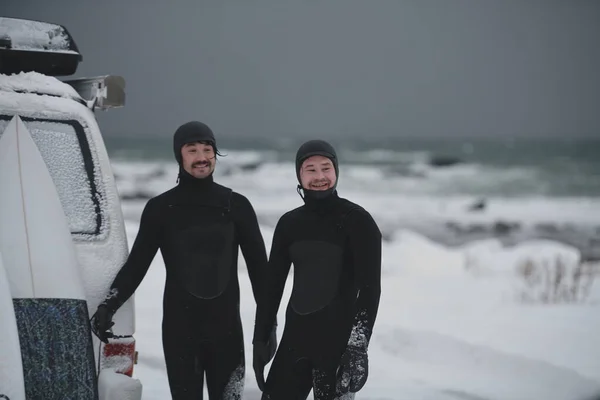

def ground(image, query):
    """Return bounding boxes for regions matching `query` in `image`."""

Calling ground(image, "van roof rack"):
[0,17,82,76]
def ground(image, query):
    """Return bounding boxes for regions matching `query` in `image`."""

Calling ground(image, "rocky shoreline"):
[395,219,600,263]
[114,169,600,263]
[248,210,600,263]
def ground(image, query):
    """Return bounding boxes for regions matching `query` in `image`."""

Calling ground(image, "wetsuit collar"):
[299,186,340,212]
[177,167,214,189]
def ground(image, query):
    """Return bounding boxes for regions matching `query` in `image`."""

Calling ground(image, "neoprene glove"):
[336,345,369,395]
[90,304,115,344]
[253,324,278,391]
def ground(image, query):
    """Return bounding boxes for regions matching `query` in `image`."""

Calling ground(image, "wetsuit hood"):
[173,120,217,182]
[173,121,216,166]
[295,139,339,202]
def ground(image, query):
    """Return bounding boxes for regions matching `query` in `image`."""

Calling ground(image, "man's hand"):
[253,325,278,391]
[336,345,369,395]
[267,325,277,362]
[90,304,114,344]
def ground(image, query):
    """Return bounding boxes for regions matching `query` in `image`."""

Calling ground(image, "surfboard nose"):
[0,115,86,300]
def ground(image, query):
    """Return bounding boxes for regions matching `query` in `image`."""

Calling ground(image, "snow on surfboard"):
[0,115,98,399]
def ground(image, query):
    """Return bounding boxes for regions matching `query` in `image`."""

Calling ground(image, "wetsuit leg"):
[203,324,245,400]
[162,322,204,399]
[261,335,313,400]
[312,367,339,400]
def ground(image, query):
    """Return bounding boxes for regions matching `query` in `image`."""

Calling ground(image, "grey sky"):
[3,0,600,138]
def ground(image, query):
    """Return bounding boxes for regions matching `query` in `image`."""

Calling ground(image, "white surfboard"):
[0,116,98,399]
[0,115,85,299]
[0,252,26,400]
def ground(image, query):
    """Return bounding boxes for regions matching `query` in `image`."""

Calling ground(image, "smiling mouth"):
[310,182,329,190]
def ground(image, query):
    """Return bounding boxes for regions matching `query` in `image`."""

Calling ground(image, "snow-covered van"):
[0,17,141,397]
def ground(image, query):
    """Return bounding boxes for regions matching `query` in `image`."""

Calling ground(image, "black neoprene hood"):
[173,121,216,165]
[295,139,339,184]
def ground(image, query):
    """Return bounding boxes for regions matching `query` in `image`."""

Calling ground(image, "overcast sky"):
[3,0,600,139]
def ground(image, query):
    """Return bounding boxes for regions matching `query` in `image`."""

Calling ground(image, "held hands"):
[336,345,369,395]
[267,324,278,362]
[253,324,278,391]
[90,304,115,344]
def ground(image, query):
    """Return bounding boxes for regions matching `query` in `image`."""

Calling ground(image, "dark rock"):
[445,221,461,232]
[535,223,561,234]
[120,190,154,201]
[383,165,427,178]
[466,224,487,234]
[238,161,262,172]
[412,218,599,263]
[444,220,519,235]
[467,198,486,212]
[429,155,464,167]
[563,223,577,232]
[493,221,520,235]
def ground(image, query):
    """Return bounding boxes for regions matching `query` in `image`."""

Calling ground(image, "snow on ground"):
[124,217,600,400]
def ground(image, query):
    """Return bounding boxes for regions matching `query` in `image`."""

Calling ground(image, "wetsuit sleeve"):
[101,198,161,313]
[232,193,269,304]
[346,209,382,349]
[253,214,292,344]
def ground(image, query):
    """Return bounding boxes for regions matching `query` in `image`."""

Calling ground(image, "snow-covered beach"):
[110,154,600,400]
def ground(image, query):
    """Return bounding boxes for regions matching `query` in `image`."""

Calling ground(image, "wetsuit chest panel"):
[289,240,344,315]
[166,204,235,299]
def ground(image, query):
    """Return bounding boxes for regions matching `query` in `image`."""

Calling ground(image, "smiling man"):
[90,121,275,399]
[253,139,382,400]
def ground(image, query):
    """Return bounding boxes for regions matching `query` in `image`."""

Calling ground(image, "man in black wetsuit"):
[90,121,276,399]
[253,139,382,400]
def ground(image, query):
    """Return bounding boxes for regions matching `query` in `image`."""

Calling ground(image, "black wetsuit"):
[102,171,268,399]
[254,191,382,400]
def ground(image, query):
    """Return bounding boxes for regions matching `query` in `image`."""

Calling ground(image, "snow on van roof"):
[0,71,81,100]
[0,18,79,54]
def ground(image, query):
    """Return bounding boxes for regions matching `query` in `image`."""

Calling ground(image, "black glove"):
[336,345,369,395]
[253,324,278,391]
[90,304,115,344]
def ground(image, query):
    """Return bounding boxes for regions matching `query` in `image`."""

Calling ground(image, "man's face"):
[181,142,216,179]
[300,155,337,191]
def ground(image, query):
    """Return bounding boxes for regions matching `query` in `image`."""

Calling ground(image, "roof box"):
[0,17,82,76]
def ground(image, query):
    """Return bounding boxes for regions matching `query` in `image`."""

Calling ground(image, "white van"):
[0,17,141,398]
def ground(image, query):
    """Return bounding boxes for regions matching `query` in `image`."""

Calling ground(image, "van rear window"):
[0,116,102,237]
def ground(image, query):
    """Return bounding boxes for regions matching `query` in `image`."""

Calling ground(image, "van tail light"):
[101,336,138,377]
